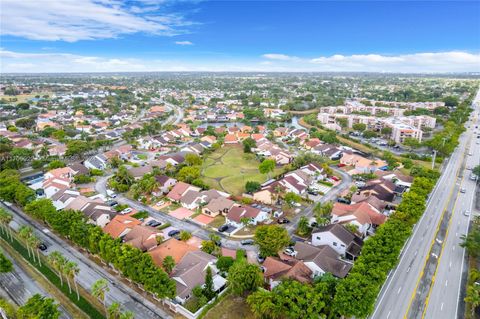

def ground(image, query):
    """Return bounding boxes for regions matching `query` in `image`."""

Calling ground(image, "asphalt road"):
[370,89,480,319]
[0,248,71,319]
[2,203,172,319]
[423,95,480,319]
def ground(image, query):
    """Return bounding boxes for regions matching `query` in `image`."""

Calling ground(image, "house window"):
[333,242,337,246]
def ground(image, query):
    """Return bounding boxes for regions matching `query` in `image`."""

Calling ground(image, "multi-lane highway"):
[371,89,480,319]
[423,95,480,319]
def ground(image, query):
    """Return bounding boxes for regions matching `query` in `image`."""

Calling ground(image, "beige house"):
[201,197,235,217]
[253,189,274,205]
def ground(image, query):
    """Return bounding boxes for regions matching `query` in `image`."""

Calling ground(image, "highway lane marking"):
[370,139,459,319]
[387,311,391,319]
[397,287,402,294]
[445,280,448,287]
[404,132,472,319]
[419,133,473,319]
[441,302,444,311]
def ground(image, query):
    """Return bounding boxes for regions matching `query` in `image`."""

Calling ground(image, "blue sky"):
[1,0,479,73]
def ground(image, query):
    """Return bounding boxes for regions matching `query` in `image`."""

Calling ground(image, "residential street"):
[370,89,480,319]
[2,202,172,319]
[0,248,71,319]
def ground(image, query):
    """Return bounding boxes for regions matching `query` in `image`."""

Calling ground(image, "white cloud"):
[1,49,479,73]
[308,52,480,72]
[260,51,480,73]
[175,41,193,45]
[262,53,299,61]
[0,0,193,42]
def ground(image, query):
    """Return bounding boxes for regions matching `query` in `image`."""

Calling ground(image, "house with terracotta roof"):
[123,225,163,252]
[148,238,199,268]
[262,257,312,289]
[224,133,238,144]
[311,224,364,259]
[340,152,388,174]
[331,201,387,236]
[166,182,201,202]
[103,215,141,239]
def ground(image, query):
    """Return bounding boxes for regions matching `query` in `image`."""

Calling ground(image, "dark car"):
[257,254,266,264]
[277,218,290,224]
[218,224,229,232]
[146,220,162,227]
[307,190,318,196]
[167,229,180,237]
[38,243,48,251]
[337,197,351,204]
[241,239,255,245]
[106,200,118,207]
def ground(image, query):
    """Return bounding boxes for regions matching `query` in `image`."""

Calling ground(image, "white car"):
[460,188,466,193]
[284,247,297,257]
[121,208,133,214]
[156,200,165,206]
[463,210,471,217]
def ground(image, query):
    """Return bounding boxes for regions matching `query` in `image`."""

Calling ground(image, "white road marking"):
[397,287,402,294]
[441,302,444,311]
[445,280,448,287]
[387,311,391,319]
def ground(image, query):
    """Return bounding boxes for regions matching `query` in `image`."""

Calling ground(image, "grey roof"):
[172,251,216,299]
[294,242,352,278]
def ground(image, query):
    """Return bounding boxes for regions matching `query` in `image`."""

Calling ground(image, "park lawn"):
[203,294,255,319]
[202,146,281,195]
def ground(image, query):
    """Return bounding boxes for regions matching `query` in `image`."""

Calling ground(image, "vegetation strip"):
[0,231,104,319]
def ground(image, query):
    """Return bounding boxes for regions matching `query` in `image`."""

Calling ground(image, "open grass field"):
[201,146,281,195]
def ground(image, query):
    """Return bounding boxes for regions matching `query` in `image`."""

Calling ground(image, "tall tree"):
[92,278,110,313]
[254,225,290,257]
[47,251,66,286]
[258,159,276,179]
[203,266,215,300]
[162,256,175,274]
[227,260,263,295]
[0,208,13,241]
[0,252,13,273]
[17,294,60,319]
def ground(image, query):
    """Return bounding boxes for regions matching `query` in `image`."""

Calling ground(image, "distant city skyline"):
[1,0,479,73]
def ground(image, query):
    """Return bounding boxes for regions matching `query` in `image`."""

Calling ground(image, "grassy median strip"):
[0,231,105,319]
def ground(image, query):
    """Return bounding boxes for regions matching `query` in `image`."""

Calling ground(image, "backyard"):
[201,146,282,196]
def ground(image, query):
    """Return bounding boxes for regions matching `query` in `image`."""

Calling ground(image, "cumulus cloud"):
[262,53,299,61]
[1,49,479,73]
[0,0,194,42]
[175,41,193,45]
[261,51,480,73]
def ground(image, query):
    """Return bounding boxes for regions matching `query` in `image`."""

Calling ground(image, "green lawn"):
[201,146,281,195]
[203,293,255,319]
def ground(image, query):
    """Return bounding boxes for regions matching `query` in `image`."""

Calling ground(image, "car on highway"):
[460,188,466,193]
[218,224,229,232]
[38,243,48,251]
[241,239,255,245]
[463,210,471,216]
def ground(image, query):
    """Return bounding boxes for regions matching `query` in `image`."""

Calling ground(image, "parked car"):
[218,224,229,232]
[257,254,266,264]
[167,229,180,237]
[38,243,48,251]
[156,200,165,206]
[146,220,162,227]
[337,197,351,204]
[121,208,132,214]
[284,247,296,257]
[277,218,290,224]
[307,190,318,196]
[106,200,118,207]
[241,239,254,245]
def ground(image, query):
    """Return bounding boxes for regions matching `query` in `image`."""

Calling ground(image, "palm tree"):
[92,278,110,314]
[47,251,66,286]
[63,261,77,294]
[107,302,121,319]
[465,285,480,317]
[28,234,41,266]
[0,209,13,241]
[120,311,134,319]
[19,226,33,258]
